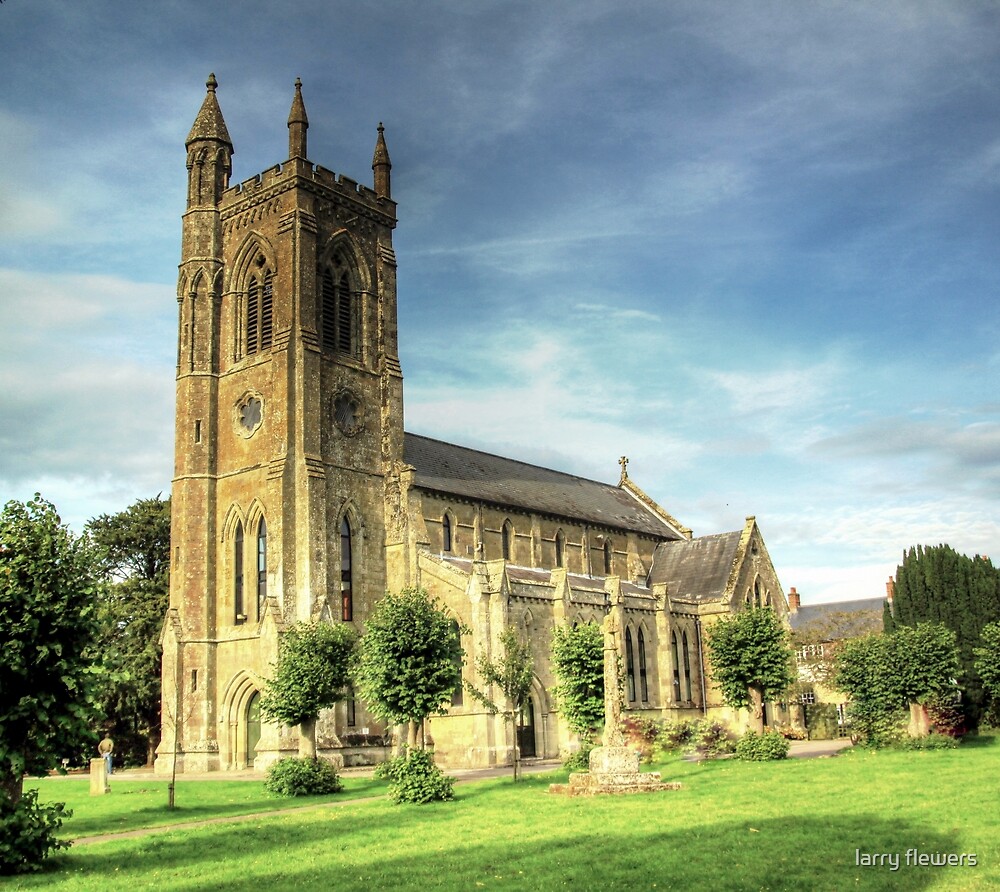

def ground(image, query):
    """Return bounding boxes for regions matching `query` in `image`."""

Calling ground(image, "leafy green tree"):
[885,544,1000,726]
[260,622,357,759]
[834,623,960,745]
[468,628,534,781]
[87,495,170,766]
[974,621,1000,709]
[551,623,604,741]
[0,496,101,872]
[706,607,795,733]
[353,588,463,752]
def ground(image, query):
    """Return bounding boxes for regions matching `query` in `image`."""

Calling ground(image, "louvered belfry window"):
[246,269,274,356]
[322,263,356,356]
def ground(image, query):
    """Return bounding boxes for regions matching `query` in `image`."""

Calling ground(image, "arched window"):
[234,521,245,624]
[625,628,636,702]
[450,619,463,707]
[321,262,357,357]
[682,631,693,701]
[246,269,274,355]
[256,518,267,618]
[670,631,681,702]
[554,529,565,568]
[341,517,353,622]
[753,578,762,608]
[442,513,452,553]
[638,628,648,702]
[502,520,513,562]
[603,539,613,575]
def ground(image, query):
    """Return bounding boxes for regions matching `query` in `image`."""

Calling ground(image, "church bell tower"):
[158,75,402,773]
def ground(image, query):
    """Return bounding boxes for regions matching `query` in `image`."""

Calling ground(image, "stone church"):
[156,76,789,774]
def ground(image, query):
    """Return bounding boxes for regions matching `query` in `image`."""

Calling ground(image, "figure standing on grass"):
[98,734,114,775]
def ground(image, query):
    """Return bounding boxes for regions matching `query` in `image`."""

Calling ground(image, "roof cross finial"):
[618,455,629,484]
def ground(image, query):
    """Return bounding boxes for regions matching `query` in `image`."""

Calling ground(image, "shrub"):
[562,746,593,771]
[0,789,72,875]
[621,716,660,762]
[924,695,965,738]
[898,732,959,751]
[264,757,343,796]
[654,719,736,759]
[735,730,790,761]
[374,749,455,804]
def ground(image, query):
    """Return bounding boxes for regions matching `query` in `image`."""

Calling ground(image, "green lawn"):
[12,740,1000,891]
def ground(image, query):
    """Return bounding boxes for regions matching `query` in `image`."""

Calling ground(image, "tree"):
[260,622,357,759]
[468,628,534,781]
[834,623,960,744]
[706,607,795,733]
[87,496,171,766]
[551,623,604,741]
[353,588,463,752]
[885,544,1000,726]
[0,496,101,872]
[974,621,1000,715]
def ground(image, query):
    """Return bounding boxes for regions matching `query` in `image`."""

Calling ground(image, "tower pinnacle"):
[186,73,233,150]
[372,122,391,198]
[288,77,309,160]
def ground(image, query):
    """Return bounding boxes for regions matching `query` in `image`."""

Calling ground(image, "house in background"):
[787,585,889,737]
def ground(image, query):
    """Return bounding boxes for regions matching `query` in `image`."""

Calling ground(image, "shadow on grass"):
[25,802,966,891]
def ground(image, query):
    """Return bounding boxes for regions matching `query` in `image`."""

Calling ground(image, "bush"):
[374,749,455,804]
[264,757,343,796]
[0,789,72,875]
[898,733,960,751]
[562,746,593,771]
[735,730,790,761]
[621,716,660,762]
[657,719,736,759]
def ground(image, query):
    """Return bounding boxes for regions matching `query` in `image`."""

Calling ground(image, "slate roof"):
[789,597,885,637]
[403,433,682,539]
[646,530,744,602]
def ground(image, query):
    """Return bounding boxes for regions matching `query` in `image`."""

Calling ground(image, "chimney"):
[787,587,800,613]
[885,577,895,603]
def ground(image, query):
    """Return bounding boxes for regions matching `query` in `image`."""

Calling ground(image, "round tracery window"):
[332,390,364,437]
[235,392,264,438]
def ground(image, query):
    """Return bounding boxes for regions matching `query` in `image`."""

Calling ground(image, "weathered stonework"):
[157,76,793,775]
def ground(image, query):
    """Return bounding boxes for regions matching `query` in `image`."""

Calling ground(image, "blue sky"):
[1,1,998,604]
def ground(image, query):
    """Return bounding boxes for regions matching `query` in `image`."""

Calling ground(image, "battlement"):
[222,159,396,218]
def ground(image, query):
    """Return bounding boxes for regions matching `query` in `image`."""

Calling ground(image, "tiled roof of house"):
[789,597,885,637]
[646,530,743,601]
[403,433,683,539]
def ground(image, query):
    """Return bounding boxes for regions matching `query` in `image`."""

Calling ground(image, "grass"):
[11,738,1000,891]
[27,773,388,839]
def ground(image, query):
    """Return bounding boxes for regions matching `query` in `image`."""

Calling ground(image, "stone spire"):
[186,73,233,151]
[287,77,309,160]
[372,122,391,198]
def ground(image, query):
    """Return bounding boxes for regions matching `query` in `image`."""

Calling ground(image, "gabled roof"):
[646,530,744,602]
[789,597,885,637]
[402,433,684,539]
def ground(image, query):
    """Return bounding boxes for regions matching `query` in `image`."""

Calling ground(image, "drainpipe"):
[695,617,707,716]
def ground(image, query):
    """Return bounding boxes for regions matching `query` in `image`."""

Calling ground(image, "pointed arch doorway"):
[517,696,536,758]
[246,692,261,768]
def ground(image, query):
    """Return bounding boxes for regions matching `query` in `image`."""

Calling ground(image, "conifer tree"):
[886,544,1000,726]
